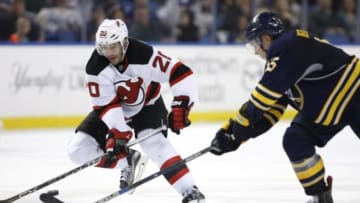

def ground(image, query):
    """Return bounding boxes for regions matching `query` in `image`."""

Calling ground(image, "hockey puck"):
[40,190,64,203]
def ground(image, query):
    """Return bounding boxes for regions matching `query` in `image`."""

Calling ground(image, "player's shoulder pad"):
[86,49,109,76]
[268,30,298,58]
[127,37,154,65]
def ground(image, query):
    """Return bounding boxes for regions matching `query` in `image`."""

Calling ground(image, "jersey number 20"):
[152,51,171,72]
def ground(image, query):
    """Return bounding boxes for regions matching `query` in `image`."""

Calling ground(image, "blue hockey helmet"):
[245,12,285,42]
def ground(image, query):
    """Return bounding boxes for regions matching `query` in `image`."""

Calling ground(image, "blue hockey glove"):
[210,119,243,155]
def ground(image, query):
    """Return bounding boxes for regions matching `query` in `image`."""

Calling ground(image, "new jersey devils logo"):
[115,77,145,106]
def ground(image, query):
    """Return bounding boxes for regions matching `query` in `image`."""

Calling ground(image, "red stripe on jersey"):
[170,71,193,87]
[169,62,194,86]
[169,62,182,77]
[160,155,189,184]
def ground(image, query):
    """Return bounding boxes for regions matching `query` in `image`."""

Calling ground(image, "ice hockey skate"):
[119,149,148,194]
[128,152,149,194]
[182,186,205,203]
[307,176,334,203]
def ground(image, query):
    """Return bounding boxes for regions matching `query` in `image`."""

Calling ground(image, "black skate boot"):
[307,176,334,203]
[182,186,205,203]
[119,149,141,189]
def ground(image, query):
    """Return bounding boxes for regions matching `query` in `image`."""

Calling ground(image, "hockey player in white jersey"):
[67,18,205,203]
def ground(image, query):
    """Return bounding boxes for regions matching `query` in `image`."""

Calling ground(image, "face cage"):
[245,37,262,55]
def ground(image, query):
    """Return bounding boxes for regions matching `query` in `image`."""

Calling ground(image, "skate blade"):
[128,155,149,195]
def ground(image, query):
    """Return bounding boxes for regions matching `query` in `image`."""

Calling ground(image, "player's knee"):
[139,129,166,152]
[139,129,177,165]
[67,144,86,164]
[67,131,101,164]
[282,126,297,154]
[282,124,315,161]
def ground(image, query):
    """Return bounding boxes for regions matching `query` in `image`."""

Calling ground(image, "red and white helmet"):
[95,19,129,56]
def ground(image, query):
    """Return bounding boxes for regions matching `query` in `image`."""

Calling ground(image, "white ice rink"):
[0,122,359,203]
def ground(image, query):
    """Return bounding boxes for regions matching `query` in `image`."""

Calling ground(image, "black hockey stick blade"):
[94,146,211,203]
[0,125,165,203]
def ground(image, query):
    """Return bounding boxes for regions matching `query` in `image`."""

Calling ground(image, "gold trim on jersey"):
[235,110,250,126]
[334,79,360,124]
[315,58,360,125]
[295,159,324,180]
[263,113,276,125]
[302,175,325,188]
[272,103,287,111]
[267,108,284,120]
[252,90,276,106]
[250,83,283,111]
[250,97,270,111]
[262,101,286,125]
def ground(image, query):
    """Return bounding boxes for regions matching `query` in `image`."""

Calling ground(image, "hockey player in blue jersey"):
[210,12,359,203]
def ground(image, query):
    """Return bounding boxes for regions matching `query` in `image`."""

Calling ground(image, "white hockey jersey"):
[85,38,198,132]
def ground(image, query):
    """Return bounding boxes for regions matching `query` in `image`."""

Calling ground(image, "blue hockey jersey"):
[248,29,359,126]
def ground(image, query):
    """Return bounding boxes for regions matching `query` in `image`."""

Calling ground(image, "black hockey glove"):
[168,96,193,135]
[210,119,243,155]
[96,129,132,168]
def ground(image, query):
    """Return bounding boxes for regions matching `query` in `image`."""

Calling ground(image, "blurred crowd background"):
[0,0,359,44]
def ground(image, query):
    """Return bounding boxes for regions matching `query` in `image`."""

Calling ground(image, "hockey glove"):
[210,119,244,156]
[96,129,132,168]
[168,96,193,134]
[232,102,272,139]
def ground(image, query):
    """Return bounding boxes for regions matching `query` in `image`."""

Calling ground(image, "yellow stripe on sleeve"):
[267,108,284,119]
[257,83,283,98]
[250,97,270,111]
[251,90,277,106]
[263,113,276,125]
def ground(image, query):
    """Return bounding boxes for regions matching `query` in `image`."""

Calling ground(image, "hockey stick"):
[0,125,166,203]
[94,146,211,203]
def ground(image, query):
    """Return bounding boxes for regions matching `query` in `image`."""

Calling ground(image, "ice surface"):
[0,122,359,203]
